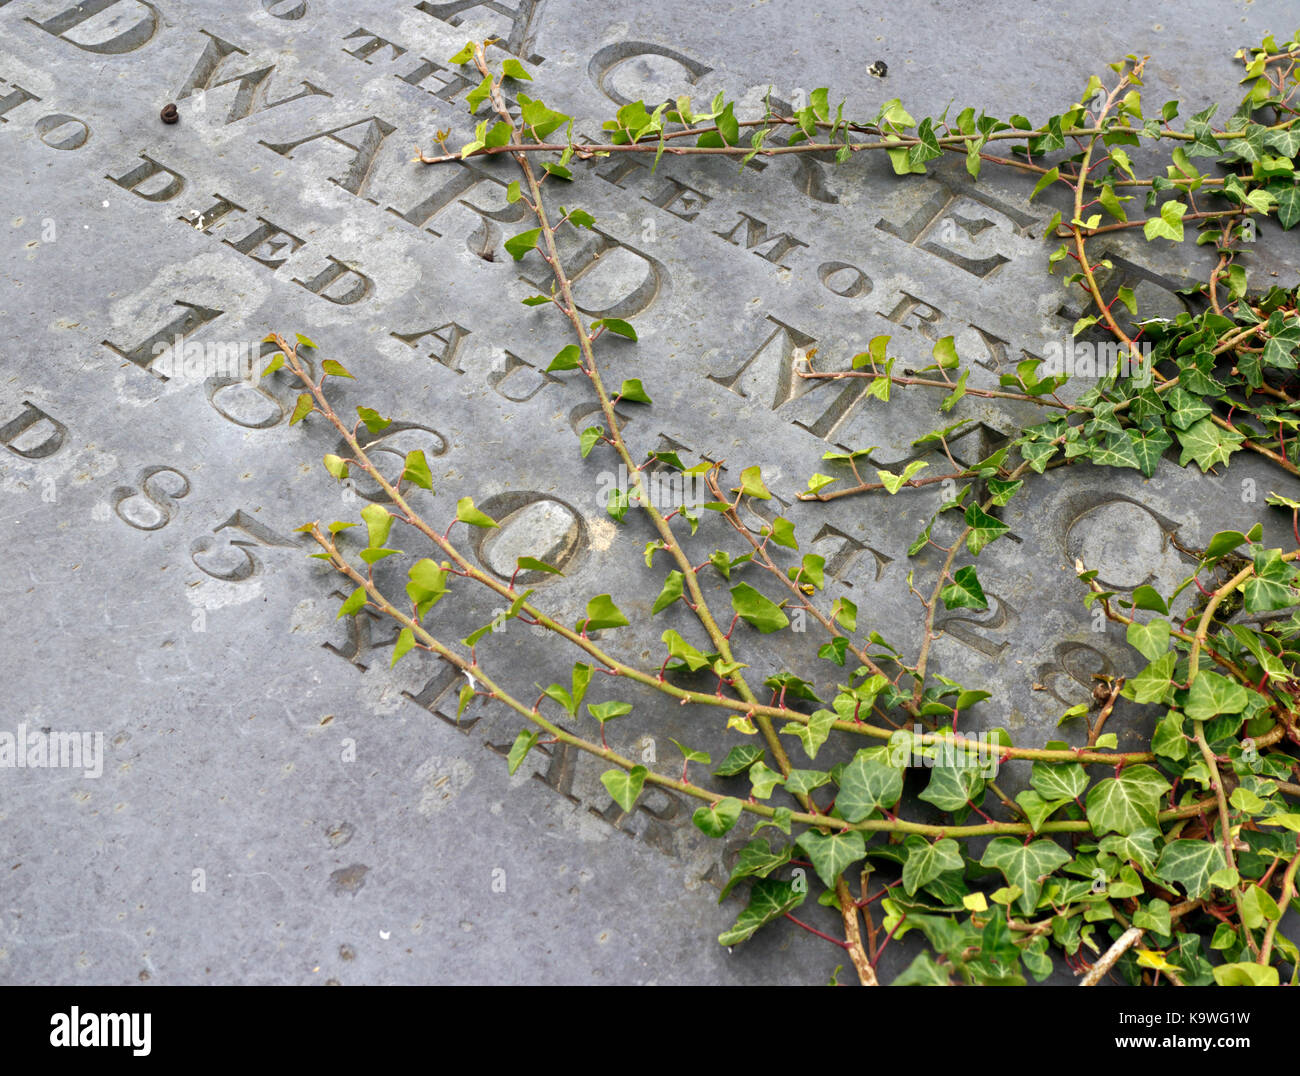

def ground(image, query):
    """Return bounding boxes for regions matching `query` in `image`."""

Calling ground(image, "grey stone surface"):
[1,0,1298,985]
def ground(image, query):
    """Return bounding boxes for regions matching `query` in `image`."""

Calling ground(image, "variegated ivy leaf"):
[796,828,867,887]
[717,877,805,946]
[1156,839,1226,900]
[1086,765,1171,836]
[979,837,1072,915]
[901,836,964,896]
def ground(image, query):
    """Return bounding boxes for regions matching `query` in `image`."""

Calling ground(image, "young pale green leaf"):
[546,344,582,372]
[730,582,789,633]
[578,594,629,632]
[390,627,416,667]
[651,570,684,614]
[336,588,367,619]
[356,405,391,433]
[360,503,394,549]
[693,797,743,838]
[507,730,541,775]
[402,449,433,490]
[601,766,647,812]
[592,317,637,340]
[504,228,543,260]
[618,378,652,404]
[456,497,499,529]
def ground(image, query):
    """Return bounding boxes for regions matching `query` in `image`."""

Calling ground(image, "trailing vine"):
[262,33,1300,986]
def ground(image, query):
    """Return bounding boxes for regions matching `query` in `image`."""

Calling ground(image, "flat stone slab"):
[2,0,1299,984]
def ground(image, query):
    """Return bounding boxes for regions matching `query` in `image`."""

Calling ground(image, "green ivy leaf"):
[980,838,1072,915]
[730,582,789,633]
[402,449,433,490]
[964,504,1010,555]
[693,797,743,838]
[940,565,988,610]
[1086,765,1171,836]
[504,228,542,260]
[901,836,964,896]
[507,730,541,775]
[835,751,904,822]
[601,766,647,812]
[456,497,499,529]
[796,828,867,887]
[578,594,629,632]
[1153,839,1227,901]
[718,878,804,945]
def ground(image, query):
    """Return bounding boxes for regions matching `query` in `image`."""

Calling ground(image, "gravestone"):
[2,0,1298,984]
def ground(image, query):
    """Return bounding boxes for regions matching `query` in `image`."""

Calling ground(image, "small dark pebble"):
[160,103,179,124]
[868,60,888,79]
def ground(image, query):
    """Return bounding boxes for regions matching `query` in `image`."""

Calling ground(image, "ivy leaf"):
[964,505,1010,555]
[360,503,394,548]
[1243,547,1300,612]
[577,426,605,459]
[1030,760,1088,801]
[781,709,836,761]
[835,751,904,822]
[321,359,353,379]
[356,405,391,433]
[336,588,367,619]
[504,228,542,260]
[289,393,314,425]
[1176,416,1243,472]
[980,838,1072,915]
[918,761,985,813]
[730,582,789,633]
[1086,765,1171,836]
[1143,199,1186,242]
[940,565,988,610]
[455,496,499,528]
[1213,963,1279,987]
[507,730,541,775]
[717,878,805,946]
[1015,790,1072,832]
[1099,828,1162,875]
[390,627,416,667]
[876,459,927,493]
[693,797,743,838]
[713,744,764,778]
[718,838,794,900]
[546,344,582,372]
[652,570,684,614]
[902,836,964,896]
[500,57,532,81]
[1122,651,1177,705]
[592,317,637,341]
[748,761,786,800]
[739,465,772,500]
[402,449,433,490]
[1182,671,1248,720]
[1126,618,1170,662]
[578,594,629,632]
[601,766,647,812]
[1156,839,1226,900]
[618,378,652,403]
[796,829,867,887]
